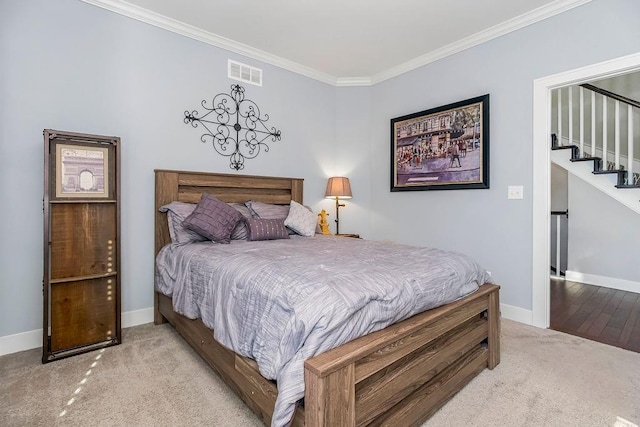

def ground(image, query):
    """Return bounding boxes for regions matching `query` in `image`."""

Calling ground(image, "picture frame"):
[55,143,110,198]
[391,94,489,191]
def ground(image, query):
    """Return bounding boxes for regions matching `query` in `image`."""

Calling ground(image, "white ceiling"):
[82,0,592,85]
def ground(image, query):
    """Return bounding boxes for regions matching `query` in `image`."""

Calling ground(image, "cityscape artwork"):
[391,94,490,191]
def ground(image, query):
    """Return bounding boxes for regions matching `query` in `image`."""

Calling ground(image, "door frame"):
[532,52,640,328]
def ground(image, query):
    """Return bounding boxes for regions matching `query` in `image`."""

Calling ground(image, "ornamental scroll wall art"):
[184,84,281,171]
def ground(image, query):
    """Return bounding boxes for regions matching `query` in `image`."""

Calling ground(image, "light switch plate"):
[508,185,524,199]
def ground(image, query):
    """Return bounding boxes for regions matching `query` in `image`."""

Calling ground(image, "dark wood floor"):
[550,277,640,353]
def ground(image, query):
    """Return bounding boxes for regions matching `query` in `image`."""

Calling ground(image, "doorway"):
[532,52,640,328]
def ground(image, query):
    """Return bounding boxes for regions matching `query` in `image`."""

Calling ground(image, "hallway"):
[550,277,640,353]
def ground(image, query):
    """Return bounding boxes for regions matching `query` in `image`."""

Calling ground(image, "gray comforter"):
[155,235,491,427]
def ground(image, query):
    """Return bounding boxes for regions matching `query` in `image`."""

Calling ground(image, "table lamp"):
[324,176,352,235]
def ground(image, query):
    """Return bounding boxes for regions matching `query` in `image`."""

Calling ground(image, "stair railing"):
[553,83,639,188]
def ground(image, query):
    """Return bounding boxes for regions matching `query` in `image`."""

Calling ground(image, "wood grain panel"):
[178,187,293,205]
[368,345,488,427]
[179,173,294,190]
[305,363,356,427]
[355,297,488,383]
[154,171,179,255]
[50,203,116,280]
[355,317,487,425]
[50,278,116,351]
[306,286,496,379]
[487,288,501,368]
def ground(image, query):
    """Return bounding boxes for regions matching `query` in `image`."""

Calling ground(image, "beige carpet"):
[1,319,638,427]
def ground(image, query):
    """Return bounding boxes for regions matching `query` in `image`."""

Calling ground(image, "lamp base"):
[334,197,345,235]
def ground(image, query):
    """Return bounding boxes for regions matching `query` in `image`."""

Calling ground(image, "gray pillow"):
[159,202,207,245]
[246,218,290,241]
[182,193,243,244]
[229,203,253,241]
[245,200,290,219]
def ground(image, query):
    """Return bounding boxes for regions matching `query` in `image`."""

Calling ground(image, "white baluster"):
[556,215,561,276]
[558,89,562,144]
[569,87,573,150]
[615,100,620,169]
[629,105,634,182]
[579,87,584,155]
[603,95,608,168]
[591,91,596,157]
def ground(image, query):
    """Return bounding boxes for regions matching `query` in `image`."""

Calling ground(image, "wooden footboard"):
[304,283,500,427]
[155,283,499,426]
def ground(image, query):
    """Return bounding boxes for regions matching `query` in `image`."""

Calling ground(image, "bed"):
[154,169,500,427]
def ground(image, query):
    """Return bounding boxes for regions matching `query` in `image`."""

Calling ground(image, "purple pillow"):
[182,193,243,244]
[246,218,290,241]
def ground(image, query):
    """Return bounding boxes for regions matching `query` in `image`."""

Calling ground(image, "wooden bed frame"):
[154,169,500,426]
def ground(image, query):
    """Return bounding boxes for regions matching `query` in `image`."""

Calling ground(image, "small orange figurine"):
[317,209,331,235]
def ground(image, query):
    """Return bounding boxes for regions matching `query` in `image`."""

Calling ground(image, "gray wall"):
[2,0,640,340]
[365,0,640,310]
[0,0,343,337]
[568,174,640,284]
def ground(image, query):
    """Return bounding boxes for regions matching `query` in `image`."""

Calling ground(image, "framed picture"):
[55,143,110,198]
[391,94,489,191]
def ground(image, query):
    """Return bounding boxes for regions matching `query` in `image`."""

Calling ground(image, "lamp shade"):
[325,177,352,199]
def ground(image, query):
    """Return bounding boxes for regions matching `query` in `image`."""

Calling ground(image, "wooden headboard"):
[154,169,304,255]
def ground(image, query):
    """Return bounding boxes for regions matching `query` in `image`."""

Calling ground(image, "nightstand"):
[336,233,360,238]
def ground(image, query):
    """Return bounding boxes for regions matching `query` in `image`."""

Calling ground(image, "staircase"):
[551,83,640,215]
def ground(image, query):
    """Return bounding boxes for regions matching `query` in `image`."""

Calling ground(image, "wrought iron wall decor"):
[184,84,281,171]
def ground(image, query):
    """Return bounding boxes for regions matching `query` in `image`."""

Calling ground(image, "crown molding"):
[80,0,591,88]
[371,0,592,85]
[335,77,372,87]
[79,0,338,86]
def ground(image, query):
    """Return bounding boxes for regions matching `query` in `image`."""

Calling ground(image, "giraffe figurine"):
[317,209,332,235]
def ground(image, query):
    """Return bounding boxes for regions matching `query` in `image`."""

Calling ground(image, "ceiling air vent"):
[228,60,262,87]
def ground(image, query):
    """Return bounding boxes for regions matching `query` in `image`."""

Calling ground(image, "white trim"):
[371,0,592,85]
[79,0,591,87]
[335,77,372,87]
[532,52,640,329]
[121,307,154,329]
[501,303,533,325]
[565,270,640,293]
[0,329,42,357]
[0,307,154,356]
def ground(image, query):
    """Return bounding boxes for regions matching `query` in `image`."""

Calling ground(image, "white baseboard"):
[500,303,533,325]
[565,270,640,293]
[2,304,535,356]
[121,307,154,329]
[0,307,154,357]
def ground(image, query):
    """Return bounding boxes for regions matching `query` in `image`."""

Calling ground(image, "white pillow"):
[284,200,317,237]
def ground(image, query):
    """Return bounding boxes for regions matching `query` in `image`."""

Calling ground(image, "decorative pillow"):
[284,200,317,237]
[246,218,290,241]
[182,193,243,244]
[229,203,253,241]
[159,202,207,245]
[245,200,290,219]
